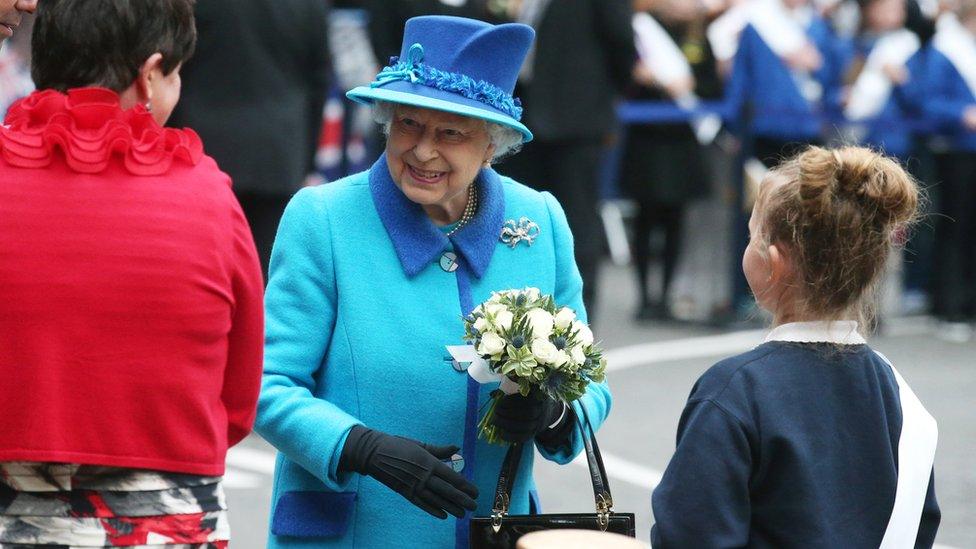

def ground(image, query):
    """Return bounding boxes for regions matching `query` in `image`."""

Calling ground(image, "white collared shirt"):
[764,320,867,345]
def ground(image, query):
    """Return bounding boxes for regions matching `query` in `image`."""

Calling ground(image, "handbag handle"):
[489,404,615,532]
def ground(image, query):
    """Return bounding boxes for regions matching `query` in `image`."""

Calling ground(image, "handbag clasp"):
[596,492,613,532]
[491,493,510,533]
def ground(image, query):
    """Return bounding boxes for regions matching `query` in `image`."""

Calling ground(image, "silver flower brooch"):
[500,217,540,248]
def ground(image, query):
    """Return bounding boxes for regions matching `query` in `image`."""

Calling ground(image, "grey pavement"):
[224,263,976,548]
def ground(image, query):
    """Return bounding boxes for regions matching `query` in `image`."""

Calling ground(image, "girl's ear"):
[767,243,790,284]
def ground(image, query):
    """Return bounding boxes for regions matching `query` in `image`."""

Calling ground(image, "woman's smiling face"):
[385,105,495,223]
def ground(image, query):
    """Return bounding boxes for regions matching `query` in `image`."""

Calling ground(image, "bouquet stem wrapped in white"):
[463,288,607,444]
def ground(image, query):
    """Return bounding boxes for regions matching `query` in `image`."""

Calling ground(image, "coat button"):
[439,252,459,272]
[445,453,465,473]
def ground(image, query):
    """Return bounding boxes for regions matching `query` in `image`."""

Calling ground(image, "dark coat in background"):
[507,0,635,141]
[169,0,330,195]
[619,18,722,317]
[620,20,722,206]
[168,0,331,276]
[362,0,482,63]
[492,0,636,316]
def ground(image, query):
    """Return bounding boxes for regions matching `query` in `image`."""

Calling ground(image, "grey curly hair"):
[371,100,524,162]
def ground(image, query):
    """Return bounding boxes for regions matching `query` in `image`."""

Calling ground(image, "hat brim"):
[347,86,533,143]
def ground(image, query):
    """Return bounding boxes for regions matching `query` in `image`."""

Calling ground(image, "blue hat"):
[347,16,535,142]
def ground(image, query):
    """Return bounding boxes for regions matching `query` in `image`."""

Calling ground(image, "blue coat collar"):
[369,155,505,279]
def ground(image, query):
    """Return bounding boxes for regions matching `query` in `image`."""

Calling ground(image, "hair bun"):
[798,146,918,228]
[759,145,920,326]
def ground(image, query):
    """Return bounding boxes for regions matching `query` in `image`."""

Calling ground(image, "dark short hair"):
[32,0,196,93]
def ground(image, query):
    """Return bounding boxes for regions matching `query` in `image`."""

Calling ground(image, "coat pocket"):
[271,491,357,538]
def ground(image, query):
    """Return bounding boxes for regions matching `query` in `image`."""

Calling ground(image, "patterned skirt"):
[0,462,229,548]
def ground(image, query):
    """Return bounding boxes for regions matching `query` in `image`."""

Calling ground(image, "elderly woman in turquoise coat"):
[255,15,612,548]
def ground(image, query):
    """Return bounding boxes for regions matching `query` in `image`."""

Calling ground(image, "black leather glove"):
[338,425,479,519]
[490,393,572,444]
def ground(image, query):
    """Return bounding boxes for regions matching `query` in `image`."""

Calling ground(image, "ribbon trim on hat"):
[371,43,524,121]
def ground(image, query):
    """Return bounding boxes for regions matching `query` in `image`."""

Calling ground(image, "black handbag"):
[469,407,636,548]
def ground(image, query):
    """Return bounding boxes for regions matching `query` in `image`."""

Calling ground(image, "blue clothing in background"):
[924,48,976,152]
[835,39,929,159]
[651,342,940,548]
[724,19,843,141]
[256,157,611,548]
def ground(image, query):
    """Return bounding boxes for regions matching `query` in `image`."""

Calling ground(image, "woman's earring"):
[144,101,153,113]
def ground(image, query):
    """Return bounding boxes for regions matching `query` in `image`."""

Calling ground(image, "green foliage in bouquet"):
[463,288,607,443]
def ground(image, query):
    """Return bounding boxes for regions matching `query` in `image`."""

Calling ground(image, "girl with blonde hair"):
[651,146,940,548]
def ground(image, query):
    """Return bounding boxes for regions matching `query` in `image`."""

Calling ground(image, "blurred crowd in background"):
[4,0,975,338]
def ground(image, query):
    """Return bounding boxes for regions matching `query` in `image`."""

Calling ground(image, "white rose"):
[551,350,570,368]
[554,307,576,330]
[570,344,586,365]
[573,321,594,347]
[524,308,555,339]
[494,310,514,331]
[473,317,489,334]
[530,338,558,364]
[477,332,506,356]
[484,303,507,318]
[488,292,504,304]
[524,287,541,301]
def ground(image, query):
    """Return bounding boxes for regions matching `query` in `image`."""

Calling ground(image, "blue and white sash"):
[845,30,920,121]
[708,0,810,59]
[707,0,822,102]
[876,352,939,549]
[633,12,692,88]
[632,12,722,143]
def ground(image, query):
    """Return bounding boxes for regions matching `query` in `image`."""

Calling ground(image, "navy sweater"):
[651,342,940,548]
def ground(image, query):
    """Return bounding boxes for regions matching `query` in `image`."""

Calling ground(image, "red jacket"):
[0,88,264,476]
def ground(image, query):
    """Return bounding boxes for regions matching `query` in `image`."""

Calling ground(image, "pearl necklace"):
[446,183,478,237]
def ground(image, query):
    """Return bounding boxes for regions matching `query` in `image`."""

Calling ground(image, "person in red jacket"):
[0,0,264,547]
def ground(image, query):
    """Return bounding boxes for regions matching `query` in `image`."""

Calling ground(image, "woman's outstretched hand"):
[339,425,478,519]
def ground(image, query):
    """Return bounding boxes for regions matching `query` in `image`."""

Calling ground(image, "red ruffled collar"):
[1,87,203,176]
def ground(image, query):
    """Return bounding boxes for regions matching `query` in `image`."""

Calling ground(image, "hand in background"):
[784,43,823,73]
[632,61,659,89]
[664,75,696,100]
[882,63,909,85]
[632,62,696,100]
[963,105,976,132]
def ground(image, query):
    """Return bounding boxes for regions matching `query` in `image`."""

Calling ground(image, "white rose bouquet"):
[462,287,607,444]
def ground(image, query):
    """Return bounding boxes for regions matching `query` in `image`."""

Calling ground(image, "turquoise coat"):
[255,157,612,548]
